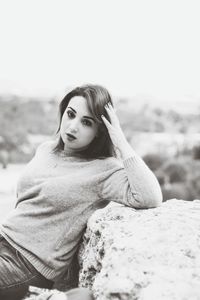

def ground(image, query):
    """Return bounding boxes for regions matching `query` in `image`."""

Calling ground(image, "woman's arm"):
[101,103,163,208]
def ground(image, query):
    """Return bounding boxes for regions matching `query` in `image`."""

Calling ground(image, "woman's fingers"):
[101,115,112,130]
[101,104,127,156]
[104,103,120,127]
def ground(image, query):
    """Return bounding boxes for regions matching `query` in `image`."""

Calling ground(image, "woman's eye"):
[82,119,92,127]
[66,111,92,126]
[67,110,74,118]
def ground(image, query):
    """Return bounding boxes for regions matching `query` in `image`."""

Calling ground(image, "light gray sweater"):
[0,141,162,281]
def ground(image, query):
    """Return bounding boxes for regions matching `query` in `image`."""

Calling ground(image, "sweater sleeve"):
[101,156,163,209]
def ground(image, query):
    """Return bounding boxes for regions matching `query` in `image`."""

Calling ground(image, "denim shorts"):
[0,234,53,300]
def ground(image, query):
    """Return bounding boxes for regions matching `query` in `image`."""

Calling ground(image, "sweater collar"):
[59,148,86,159]
[62,142,91,158]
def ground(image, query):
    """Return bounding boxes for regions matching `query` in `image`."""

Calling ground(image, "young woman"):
[0,84,163,300]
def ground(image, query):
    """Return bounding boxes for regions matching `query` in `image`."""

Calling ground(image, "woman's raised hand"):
[101,103,134,159]
[101,103,126,150]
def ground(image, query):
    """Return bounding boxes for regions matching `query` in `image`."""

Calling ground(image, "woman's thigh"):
[0,235,53,300]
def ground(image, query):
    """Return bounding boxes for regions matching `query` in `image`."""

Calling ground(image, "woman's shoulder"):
[98,156,123,169]
[36,139,56,153]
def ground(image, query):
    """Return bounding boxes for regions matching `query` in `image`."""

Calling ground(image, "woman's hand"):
[101,103,135,160]
[101,103,126,149]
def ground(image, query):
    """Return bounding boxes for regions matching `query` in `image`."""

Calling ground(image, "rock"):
[78,199,200,300]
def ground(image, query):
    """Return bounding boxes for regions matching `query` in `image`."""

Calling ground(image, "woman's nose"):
[69,120,79,133]
[70,127,78,133]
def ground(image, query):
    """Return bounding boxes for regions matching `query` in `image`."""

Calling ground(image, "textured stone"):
[78,199,200,300]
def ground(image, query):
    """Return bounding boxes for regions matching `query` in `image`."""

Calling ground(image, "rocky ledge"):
[78,199,200,300]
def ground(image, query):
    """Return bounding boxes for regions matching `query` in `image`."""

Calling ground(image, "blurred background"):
[0,0,200,220]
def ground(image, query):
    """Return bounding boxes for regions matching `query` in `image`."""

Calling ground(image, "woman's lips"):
[66,133,76,141]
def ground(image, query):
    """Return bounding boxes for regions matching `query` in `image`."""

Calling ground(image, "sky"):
[0,0,200,103]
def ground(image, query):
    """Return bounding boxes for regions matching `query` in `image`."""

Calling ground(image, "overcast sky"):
[0,0,200,103]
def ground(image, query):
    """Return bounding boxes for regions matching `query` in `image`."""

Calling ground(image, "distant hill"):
[115,95,200,115]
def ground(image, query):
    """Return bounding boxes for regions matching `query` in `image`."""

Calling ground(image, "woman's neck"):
[63,142,90,157]
[62,148,81,157]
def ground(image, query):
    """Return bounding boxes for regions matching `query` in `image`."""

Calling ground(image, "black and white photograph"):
[0,1,200,299]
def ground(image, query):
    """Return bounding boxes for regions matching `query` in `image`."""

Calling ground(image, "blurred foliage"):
[143,153,200,201]
[161,183,194,201]
[142,153,166,172]
[192,145,200,160]
[0,96,58,164]
[117,100,200,134]
[161,161,187,183]
[0,96,57,138]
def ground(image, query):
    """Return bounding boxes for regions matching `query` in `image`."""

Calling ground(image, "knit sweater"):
[0,140,162,281]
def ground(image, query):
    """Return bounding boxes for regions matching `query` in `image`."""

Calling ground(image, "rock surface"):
[78,199,200,300]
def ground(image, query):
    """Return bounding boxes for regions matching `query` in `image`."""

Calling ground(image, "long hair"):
[53,84,115,158]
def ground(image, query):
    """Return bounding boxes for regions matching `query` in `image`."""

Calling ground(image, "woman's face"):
[60,96,99,152]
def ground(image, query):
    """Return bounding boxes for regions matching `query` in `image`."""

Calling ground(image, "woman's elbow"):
[147,188,163,208]
[140,187,163,209]
[129,185,163,209]
[151,193,163,207]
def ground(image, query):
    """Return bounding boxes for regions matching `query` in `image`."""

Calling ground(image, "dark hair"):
[53,84,115,158]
